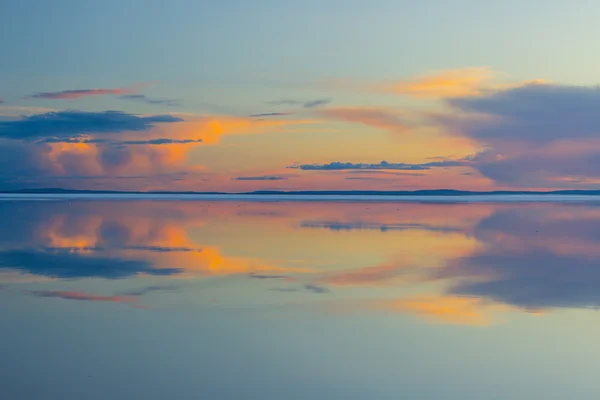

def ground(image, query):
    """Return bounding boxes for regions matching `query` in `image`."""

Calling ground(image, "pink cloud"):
[30,290,137,304]
[31,83,151,100]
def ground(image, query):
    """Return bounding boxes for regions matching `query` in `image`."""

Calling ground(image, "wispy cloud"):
[249,273,295,280]
[249,112,292,118]
[303,284,330,294]
[383,67,499,98]
[29,290,137,304]
[30,83,150,100]
[288,160,466,171]
[119,285,179,296]
[118,138,203,145]
[234,175,289,181]
[268,98,331,108]
[318,107,410,134]
[118,94,180,107]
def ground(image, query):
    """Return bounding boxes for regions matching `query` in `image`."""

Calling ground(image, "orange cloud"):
[318,107,410,134]
[383,67,498,98]
[154,115,317,145]
[371,295,512,325]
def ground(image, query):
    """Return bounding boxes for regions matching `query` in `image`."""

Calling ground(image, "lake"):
[3,197,600,399]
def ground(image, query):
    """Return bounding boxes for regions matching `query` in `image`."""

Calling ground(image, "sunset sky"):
[2,0,600,192]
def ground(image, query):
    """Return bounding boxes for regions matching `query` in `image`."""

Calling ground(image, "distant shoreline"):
[4,188,600,196]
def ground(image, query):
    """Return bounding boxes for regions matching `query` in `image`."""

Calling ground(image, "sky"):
[2,0,600,192]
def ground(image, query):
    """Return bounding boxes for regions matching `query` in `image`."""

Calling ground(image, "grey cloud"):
[0,110,182,141]
[249,112,291,118]
[0,248,181,279]
[300,221,459,233]
[288,160,466,171]
[249,273,293,280]
[444,83,600,144]
[234,175,289,181]
[268,98,331,108]
[304,284,330,294]
[119,138,202,145]
[119,285,180,296]
[118,94,180,107]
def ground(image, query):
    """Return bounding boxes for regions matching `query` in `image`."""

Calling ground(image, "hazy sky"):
[2,0,600,191]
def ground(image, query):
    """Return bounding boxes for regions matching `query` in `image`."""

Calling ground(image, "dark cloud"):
[268,98,331,108]
[234,176,289,181]
[304,99,331,108]
[0,140,47,190]
[249,112,292,118]
[0,249,181,279]
[444,83,600,144]
[288,160,465,171]
[269,285,330,294]
[46,245,202,253]
[434,83,600,187]
[249,273,293,280]
[119,138,202,145]
[0,110,182,141]
[38,137,201,146]
[118,94,180,107]
[304,284,330,294]
[300,221,459,233]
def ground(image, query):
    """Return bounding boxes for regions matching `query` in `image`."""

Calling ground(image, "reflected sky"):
[5,199,600,399]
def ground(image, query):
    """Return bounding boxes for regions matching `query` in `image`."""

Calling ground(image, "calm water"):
[3,198,600,399]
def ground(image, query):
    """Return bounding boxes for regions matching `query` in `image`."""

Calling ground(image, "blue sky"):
[2,0,600,191]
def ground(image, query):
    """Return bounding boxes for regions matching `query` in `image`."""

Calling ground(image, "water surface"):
[3,198,600,399]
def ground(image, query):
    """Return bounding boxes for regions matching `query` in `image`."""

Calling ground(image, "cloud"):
[30,83,149,100]
[269,285,330,294]
[382,67,499,98]
[249,112,292,118]
[47,245,202,253]
[118,94,180,107]
[0,99,4,104]
[268,98,331,108]
[234,175,288,181]
[304,99,331,108]
[288,159,465,171]
[0,110,182,141]
[249,273,295,280]
[300,221,459,233]
[369,295,506,326]
[0,249,181,279]
[119,285,179,296]
[29,290,136,304]
[119,138,203,145]
[443,82,600,144]
[435,82,600,186]
[318,107,409,134]
[303,284,330,294]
